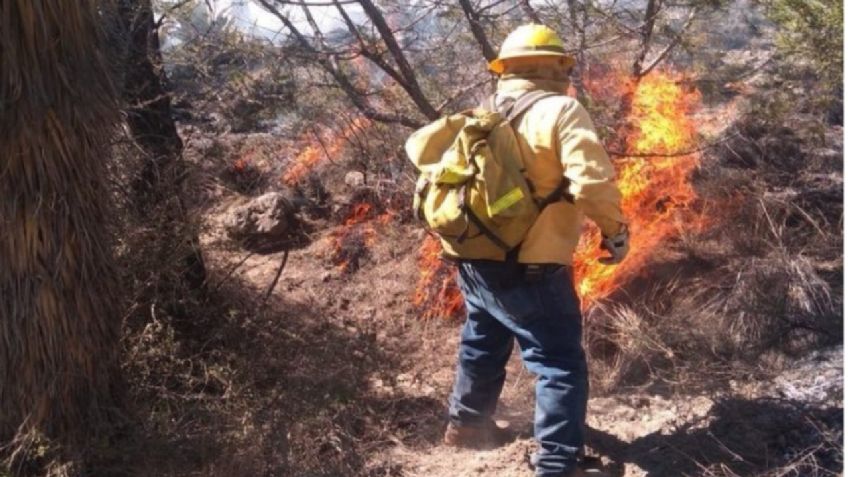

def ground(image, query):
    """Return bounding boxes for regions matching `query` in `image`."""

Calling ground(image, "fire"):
[283,117,371,185]
[574,70,705,305]
[331,203,376,272]
[412,70,704,315]
[413,236,465,319]
[330,203,395,273]
[232,157,250,173]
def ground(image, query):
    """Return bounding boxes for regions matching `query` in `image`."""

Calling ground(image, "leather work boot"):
[540,466,609,477]
[443,420,514,449]
[553,469,609,477]
[535,456,611,477]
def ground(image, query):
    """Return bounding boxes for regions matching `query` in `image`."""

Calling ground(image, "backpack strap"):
[464,207,511,251]
[538,176,575,207]
[505,90,560,123]
[493,91,576,206]
[482,91,561,121]
[455,183,511,251]
[479,90,577,258]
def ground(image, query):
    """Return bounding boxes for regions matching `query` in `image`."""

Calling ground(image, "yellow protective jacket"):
[496,76,627,265]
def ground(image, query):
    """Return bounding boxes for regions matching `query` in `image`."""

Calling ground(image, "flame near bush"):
[414,69,706,317]
[413,236,466,319]
[574,69,706,305]
[283,117,370,185]
[330,203,395,273]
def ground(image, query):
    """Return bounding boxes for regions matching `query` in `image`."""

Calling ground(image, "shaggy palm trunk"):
[119,0,207,290]
[0,0,122,464]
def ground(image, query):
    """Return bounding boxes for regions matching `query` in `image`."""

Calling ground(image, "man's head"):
[488,24,575,76]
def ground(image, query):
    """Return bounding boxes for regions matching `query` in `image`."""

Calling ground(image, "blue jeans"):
[448,260,588,477]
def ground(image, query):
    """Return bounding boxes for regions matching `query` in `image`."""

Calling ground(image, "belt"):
[458,259,564,283]
[522,263,564,282]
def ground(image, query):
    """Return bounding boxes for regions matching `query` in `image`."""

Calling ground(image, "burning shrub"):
[330,203,378,273]
[221,152,266,194]
[413,236,465,320]
[575,69,707,307]
[329,201,396,274]
[282,117,371,186]
[582,78,843,390]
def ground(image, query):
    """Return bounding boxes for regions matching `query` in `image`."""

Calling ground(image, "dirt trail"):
[201,206,842,477]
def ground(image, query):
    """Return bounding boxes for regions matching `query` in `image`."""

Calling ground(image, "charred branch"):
[120,0,184,204]
[567,0,589,100]
[631,0,662,79]
[331,0,416,96]
[639,7,698,77]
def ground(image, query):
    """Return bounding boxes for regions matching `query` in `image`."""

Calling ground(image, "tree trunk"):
[0,0,123,465]
[119,0,207,290]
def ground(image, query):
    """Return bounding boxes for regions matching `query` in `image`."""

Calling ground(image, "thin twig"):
[608,132,740,158]
[258,250,290,310]
[211,252,255,293]
[310,126,337,165]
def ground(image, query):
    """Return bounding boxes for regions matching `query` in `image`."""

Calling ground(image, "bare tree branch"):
[567,0,588,100]
[458,0,497,61]
[297,0,325,46]
[435,77,492,113]
[265,0,359,4]
[257,0,424,127]
[631,0,662,78]
[518,0,543,23]
[356,0,439,119]
[639,7,698,77]
[332,0,411,90]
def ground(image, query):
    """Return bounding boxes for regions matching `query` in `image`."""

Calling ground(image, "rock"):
[224,192,296,251]
[344,170,365,187]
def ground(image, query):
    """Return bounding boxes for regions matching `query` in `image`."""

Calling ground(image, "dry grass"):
[112,233,446,477]
[583,99,842,394]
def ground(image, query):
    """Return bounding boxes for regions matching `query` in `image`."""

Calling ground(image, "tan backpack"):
[405,91,572,260]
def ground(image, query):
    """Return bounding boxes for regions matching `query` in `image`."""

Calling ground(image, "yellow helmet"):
[488,24,575,74]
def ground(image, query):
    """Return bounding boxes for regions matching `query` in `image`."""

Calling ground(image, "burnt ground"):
[122,184,840,476]
[118,119,842,477]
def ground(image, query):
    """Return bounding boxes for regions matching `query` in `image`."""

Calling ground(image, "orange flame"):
[330,203,377,272]
[412,69,706,316]
[413,236,465,319]
[574,69,705,305]
[230,147,256,174]
[283,117,371,185]
[330,203,396,273]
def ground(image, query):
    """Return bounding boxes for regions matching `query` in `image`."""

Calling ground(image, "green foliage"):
[764,0,843,91]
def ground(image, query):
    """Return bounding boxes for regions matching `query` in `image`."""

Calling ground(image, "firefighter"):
[442,24,629,477]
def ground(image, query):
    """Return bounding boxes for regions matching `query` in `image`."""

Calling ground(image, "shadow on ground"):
[588,397,842,477]
[121,267,442,477]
